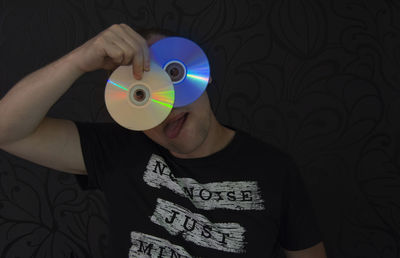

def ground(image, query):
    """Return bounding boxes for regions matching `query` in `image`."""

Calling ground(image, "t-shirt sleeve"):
[278,155,322,251]
[73,121,112,191]
[73,121,154,191]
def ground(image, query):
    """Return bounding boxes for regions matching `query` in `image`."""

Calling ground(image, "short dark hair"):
[136,27,177,40]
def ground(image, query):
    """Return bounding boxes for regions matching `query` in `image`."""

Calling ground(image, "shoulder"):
[234,128,294,164]
[229,127,302,185]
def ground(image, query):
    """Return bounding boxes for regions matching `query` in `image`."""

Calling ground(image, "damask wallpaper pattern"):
[0,0,399,257]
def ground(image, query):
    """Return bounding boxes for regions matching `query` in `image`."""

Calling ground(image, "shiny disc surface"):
[105,62,174,131]
[150,37,210,107]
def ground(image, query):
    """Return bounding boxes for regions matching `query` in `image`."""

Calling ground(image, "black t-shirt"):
[74,121,321,258]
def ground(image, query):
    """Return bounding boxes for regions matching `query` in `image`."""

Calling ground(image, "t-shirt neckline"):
[158,128,242,167]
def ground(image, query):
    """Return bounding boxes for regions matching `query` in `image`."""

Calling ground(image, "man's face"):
[143,91,213,155]
[142,34,214,155]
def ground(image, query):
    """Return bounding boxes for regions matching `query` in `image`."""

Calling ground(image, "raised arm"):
[0,24,149,174]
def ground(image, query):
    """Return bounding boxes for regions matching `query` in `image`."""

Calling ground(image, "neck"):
[170,115,236,159]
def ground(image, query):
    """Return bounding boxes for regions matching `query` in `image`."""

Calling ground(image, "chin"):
[144,108,211,155]
[166,126,202,153]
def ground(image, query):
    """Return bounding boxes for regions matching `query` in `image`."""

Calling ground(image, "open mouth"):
[164,112,189,139]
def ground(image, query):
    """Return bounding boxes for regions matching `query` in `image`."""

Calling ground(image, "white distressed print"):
[131,153,266,256]
[143,154,265,211]
[150,198,246,253]
[129,231,192,258]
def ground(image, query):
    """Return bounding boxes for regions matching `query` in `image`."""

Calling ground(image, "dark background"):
[1,0,400,257]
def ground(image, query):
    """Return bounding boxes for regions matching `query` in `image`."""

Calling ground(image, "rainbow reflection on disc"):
[105,62,175,131]
[150,37,210,107]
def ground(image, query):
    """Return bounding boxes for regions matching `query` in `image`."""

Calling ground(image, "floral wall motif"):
[0,0,399,257]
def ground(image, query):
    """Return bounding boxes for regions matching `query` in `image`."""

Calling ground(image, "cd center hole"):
[134,90,145,101]
[170,67,179,77]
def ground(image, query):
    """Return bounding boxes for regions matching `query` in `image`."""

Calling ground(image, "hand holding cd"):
[70,23,150,80]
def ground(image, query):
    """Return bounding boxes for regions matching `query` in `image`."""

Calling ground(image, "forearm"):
[0,52,84,144]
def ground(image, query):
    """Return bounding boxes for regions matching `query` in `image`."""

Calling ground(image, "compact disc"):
[105,62,175,131]
[150,37,210,107]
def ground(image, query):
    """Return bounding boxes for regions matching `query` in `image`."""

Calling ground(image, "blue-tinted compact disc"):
[150,37,210,107]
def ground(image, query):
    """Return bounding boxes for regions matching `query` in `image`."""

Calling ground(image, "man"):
[0,24,327,257]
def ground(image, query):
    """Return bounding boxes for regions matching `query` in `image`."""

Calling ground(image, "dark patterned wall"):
[1,0,400,257]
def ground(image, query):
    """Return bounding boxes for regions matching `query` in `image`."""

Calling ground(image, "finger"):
[110,28,143,79]
[106,30,136,66]
[132,49,144,80]
[101,36,126,66]
[142,43,150,72]
[120,24,150,71]
[103,58,119,71]
[112,25,147,78]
